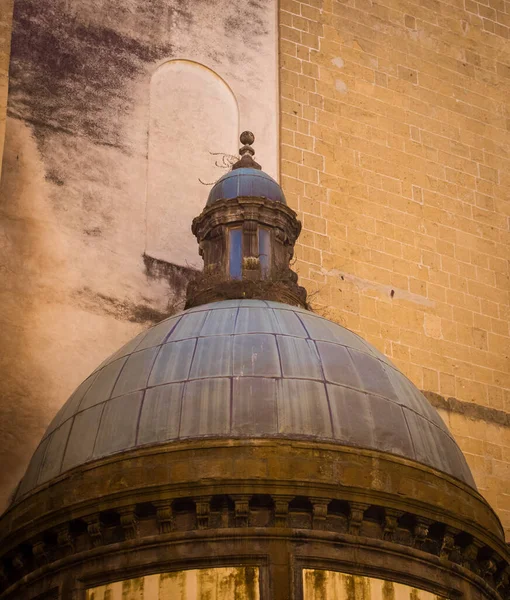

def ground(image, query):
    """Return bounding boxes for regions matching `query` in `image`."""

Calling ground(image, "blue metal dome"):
[206,168,286,206]
[15,300,475,501]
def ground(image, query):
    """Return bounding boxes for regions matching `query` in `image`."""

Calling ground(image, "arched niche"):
[146,60,239,269]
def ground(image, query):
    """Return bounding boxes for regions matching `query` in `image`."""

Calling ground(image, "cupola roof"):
[14,299,475,502]
[206,131,286,206]
[206,168,286,206]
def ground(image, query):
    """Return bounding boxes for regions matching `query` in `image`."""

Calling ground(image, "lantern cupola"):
[186,132,307,308]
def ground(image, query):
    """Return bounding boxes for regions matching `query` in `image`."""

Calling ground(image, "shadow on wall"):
[0,118,68,509]
[0,0,278,512]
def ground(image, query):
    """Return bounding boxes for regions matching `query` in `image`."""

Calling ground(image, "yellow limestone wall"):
[303,570,445,600]
[86,567,260,600]
[279,0,510,535]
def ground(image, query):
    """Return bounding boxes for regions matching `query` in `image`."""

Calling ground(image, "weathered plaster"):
[146,60,239,268]
[0,0,278,510]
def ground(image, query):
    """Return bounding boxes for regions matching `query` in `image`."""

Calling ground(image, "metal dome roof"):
[206,168,286,206]
[15,300,475,501]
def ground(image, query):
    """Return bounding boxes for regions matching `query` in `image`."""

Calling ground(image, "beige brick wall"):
[279,0,510,536]
[437,407,510,532]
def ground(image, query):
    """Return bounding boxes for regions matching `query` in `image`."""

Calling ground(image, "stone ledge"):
[423,392,510,428]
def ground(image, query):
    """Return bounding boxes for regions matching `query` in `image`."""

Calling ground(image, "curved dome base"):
[0,439,507,599]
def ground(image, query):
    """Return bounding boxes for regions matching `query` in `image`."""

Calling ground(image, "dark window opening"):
[229,228,243,280]
[258,227,271,278]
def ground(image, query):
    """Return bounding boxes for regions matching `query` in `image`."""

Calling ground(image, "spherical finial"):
[231,130,261,170]
[240,131,255,146]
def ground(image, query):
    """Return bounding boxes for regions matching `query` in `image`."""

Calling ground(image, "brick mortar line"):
[321,8,510,70]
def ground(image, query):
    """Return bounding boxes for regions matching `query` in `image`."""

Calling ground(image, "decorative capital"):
[85,515,103,548]
[11,552,24,573]
[32,538,50,566]
[495,565,510,590]
[56,523,75,554]
[440,526,460,560]
[349,502,369,535]
[195,496,212,530]
[231,495,251,527]
[0,563,8,585]
[274,495,294,528]
[462,539,484,572]
[310,497,330,530]
[413,516,431,549]
[118,507,139,540]
[155,501,174,534]
[383,508,402,542]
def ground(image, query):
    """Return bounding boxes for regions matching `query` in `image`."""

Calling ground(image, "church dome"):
[206,168,286,206]
[15,299,475,502]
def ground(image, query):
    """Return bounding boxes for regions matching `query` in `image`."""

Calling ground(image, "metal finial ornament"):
[232,131,262,170]
[240,130,255,147]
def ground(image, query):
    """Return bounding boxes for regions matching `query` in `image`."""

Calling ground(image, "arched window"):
[258,227,271,278]
[146,60,238,268]
[229,228,243,280]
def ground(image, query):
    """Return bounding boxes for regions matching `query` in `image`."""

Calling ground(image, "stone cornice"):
[0,439,508,598]
[192,196,301,244]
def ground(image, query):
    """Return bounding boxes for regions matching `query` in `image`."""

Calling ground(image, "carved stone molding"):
[56,524,74,555]
[440,525,460,560]
[232,495,251,528]
[349,502,369,535]
[310,497,330,530]
[154,501,173,534]
[118,507,138,540]
[274,496,294,528]
[413,517,431,549]
[84,515,103,548]
[0,441,508,599]
[195,497,211,530]
[383,508,401,542]
[0,491,508,600]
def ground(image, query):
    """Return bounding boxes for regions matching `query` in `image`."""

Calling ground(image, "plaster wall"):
[278,0,510,535]
[146,60,239,268]
[0,0,278,510]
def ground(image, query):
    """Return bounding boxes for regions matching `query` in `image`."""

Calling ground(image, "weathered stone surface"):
[278,0,510,538]
[0,437,507,599]
[0,0,279,512]
[12,301,477,503]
